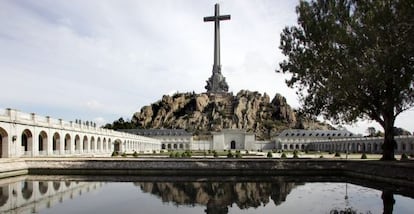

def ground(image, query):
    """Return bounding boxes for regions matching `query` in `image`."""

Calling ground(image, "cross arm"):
[203,15,231,22]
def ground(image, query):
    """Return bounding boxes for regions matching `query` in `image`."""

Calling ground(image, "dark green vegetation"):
[278,0,414,160]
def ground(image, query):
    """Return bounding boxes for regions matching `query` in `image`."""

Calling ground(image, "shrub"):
[160,150,164,153]
[401,153,408,160]
[203,151,208,156]
[227,151,234,158]
[181,152,187,158]
[235,152,242,158]
[245,150,249,154]
[334,152,341,157]
[281,152,287,159]
[213,151,219,158]
[121,152,127,157]
[319,155,324,158]
[111,151,119,157]
[169,153,174,158]
[175,152,180,158]
[153,150,156,154]
[133,151,138,157]
[361,153,367,159]
[184,151,192,158]
[267,151,273,158]
[293,150,299,158]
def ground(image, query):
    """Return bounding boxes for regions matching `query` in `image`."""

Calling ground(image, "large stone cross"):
[204,3,230,93]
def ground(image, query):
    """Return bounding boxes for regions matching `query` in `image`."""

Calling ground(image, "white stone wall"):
[0,109,161,158]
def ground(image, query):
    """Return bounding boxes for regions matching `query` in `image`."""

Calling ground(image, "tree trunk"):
[381,116,396,161]
[381,190,395,214]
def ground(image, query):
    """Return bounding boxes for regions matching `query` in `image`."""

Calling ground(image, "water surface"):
[0,176,412,214]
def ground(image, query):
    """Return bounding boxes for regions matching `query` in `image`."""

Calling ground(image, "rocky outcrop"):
[135,181,298,210]
[132,90,330,139]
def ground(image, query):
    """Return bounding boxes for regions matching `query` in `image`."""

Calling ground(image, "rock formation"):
[132,90,331,139]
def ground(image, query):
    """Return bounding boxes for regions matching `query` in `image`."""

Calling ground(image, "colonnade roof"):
[121,129,193,137]
[275,129,356,138]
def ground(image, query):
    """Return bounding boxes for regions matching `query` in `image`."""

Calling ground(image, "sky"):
[1,0,413,135]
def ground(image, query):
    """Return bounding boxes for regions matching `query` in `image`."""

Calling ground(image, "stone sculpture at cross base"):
[205,68,229,93]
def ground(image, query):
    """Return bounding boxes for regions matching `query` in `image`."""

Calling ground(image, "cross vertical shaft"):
[204,4,231,73]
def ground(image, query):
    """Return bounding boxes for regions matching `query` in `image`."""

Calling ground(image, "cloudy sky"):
[1,0,412,135]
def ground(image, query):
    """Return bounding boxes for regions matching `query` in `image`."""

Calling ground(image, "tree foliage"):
[277,0,414,160]
[103,117,136,130]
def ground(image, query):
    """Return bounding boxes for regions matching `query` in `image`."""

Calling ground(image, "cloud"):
[0,0,412,135]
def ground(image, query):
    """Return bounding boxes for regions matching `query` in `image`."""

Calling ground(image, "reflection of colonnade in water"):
[0,179,103,213]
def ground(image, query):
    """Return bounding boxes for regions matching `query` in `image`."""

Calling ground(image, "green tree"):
[277,0,414,160]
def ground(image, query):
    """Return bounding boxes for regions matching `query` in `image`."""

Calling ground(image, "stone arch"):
[108,138,112,151]
[0,185,8,207]
[167,144,171,149]
[38,131,48,154]
[21,181,33,200]
[97,137,101,151]
[113,139,121,152]
[367,143,372,153]
[83,136,88,151]
[21,129,33,155]
[373,143,378,152]
[64,134,71,152]
[38,181,48,195]
[103,138,107,151]
[52,132,60,154]
[90,136,95,151]
[179,143,184,149]
[74,135,81,151]
[0,127,8,158]
[230,140,236,150]
[173,144,178,149]
[402,143,406,151]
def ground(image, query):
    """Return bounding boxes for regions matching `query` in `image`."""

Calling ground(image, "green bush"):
[213,151,219,158]
[169,153,174,158]
[227,151,234,158]
[235,152,242,158]
[133,151,138,157]
[121,152,127,157]
[245,150,249,154]
[361,153,367,159]
[293,150,299,158]
[111,151,119,157]
[281,152,287,159]
[267,151,273,158]
[334,152,341,157]
[153,150,156,154]
[319,155,324,158]
[401,153,408,160]
[175,152,180,158]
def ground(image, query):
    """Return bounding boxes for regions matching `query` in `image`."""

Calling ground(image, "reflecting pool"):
[0,176,412,214]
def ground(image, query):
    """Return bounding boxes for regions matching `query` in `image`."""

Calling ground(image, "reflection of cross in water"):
[344,183,349,207]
